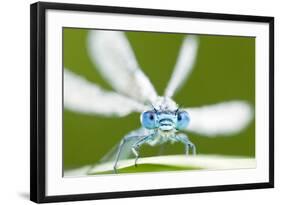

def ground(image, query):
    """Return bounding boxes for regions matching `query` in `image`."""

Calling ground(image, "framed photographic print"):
[30,2,274,203]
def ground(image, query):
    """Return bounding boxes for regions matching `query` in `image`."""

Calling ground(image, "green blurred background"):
[63,28,255,171]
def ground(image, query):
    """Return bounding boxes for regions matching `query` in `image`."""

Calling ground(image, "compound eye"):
[141,111,157,129]
[176,111,190,130]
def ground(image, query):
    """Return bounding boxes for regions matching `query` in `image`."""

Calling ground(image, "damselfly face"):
[141,97,190,131]
[141,109,190,131]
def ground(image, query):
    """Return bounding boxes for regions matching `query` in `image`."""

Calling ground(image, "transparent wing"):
[64,69,148,117]
[88,128,150,174]
[100,129,146,161]
[184,101,254,136]
[87,30,158,103]
[164,35,199,98]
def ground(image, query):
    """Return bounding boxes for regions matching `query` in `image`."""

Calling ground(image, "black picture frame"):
[30,1,274,203]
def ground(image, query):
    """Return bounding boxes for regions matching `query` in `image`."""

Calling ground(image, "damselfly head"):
[140,97,190,131]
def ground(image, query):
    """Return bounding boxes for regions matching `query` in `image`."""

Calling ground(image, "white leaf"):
[84,155,255,175]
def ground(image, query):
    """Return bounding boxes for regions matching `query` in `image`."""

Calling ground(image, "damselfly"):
[64,31,253,173]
